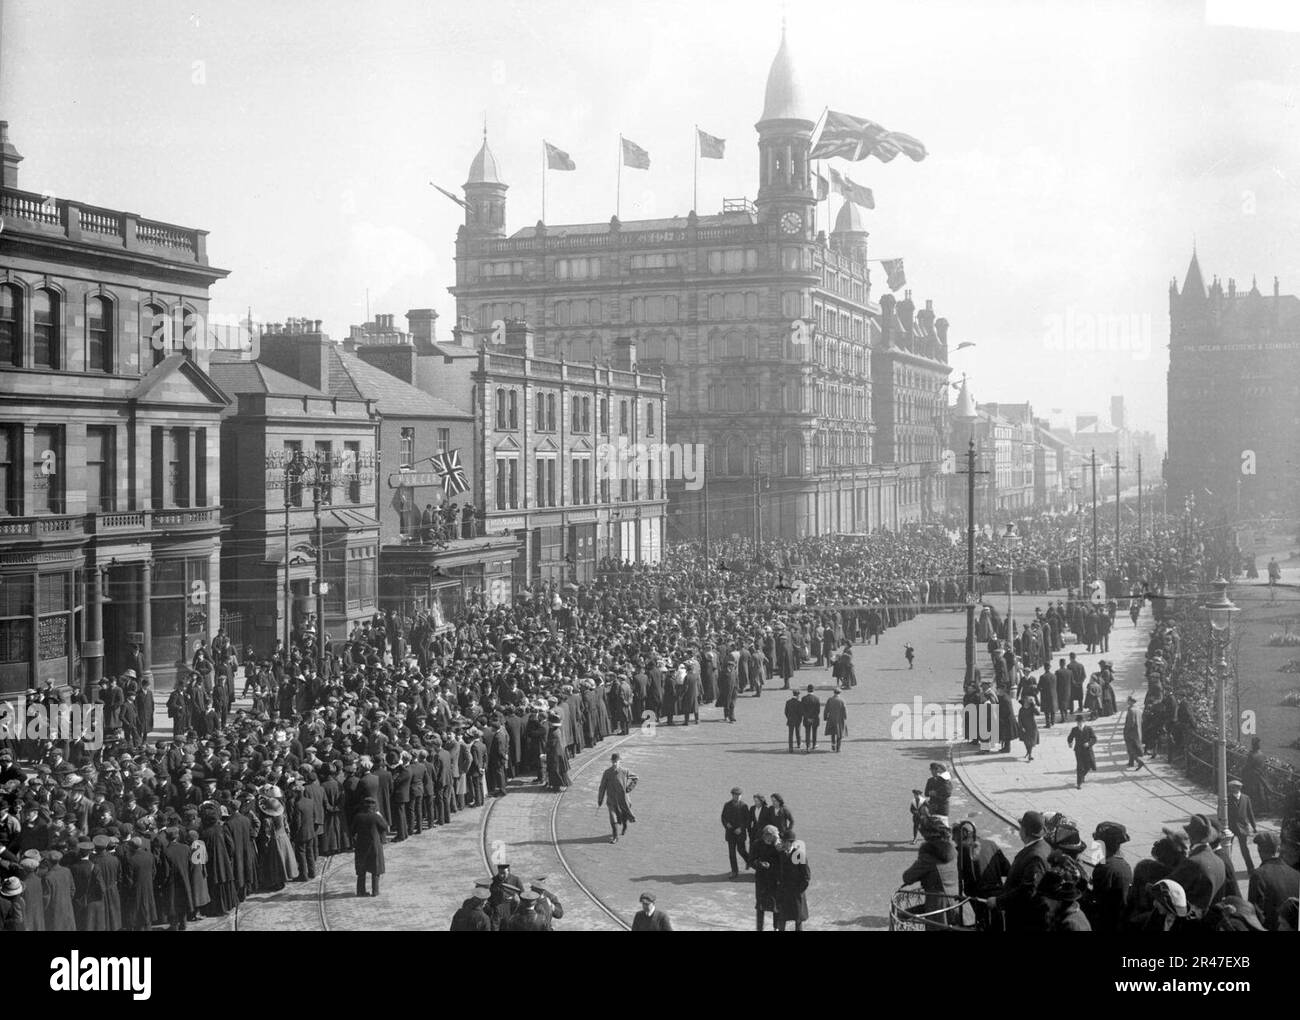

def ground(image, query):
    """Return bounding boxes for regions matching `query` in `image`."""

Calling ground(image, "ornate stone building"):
[1166,251,1300,517]
[447,31,954,539]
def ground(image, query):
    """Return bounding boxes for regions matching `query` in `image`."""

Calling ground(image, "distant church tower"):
[755,25,815,239]
[464,130,507,238]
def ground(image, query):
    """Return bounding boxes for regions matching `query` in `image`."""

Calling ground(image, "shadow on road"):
[628,872,737,886]
[837,839,913,856]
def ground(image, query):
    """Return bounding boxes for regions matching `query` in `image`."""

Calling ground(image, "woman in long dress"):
[187,831,210,922]
[1018,695,1039,762]
[256,794,299,892]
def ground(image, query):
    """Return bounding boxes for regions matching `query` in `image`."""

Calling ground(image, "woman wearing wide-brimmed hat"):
[256,794,299,892]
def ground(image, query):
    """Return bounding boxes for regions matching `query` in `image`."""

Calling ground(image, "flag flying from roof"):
[430,182,467,209]
[882,258,906,292]
[882,131,927,162]
[544,141,576,171]
[621,136,651,169]
[830,167,875,209]
[431,449,470,496]
[812,112,929,164]
[815,170,829,201]
[697,128,726,159]
[811,110,888,160]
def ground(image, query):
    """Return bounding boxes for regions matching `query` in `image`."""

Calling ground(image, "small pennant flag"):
[544,141,576,171]
[431,449,470,496]
[882,258,906,292]
[621,136,651,170]
[815,170,829,201]
[697,128,725,159]
[830,168,875,210]
[430,182,467,209]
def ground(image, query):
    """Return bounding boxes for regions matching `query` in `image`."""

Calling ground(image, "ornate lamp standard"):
[1201,577,1239,845]
[1002,523,1019,645]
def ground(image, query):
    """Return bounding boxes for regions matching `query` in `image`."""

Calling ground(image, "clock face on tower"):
[780,211,802,235]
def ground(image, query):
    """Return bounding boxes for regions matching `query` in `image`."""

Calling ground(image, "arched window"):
[33,288,59,369]
[0,284,20,367]
[87,295,113,373]
[708,294,723,319]
[725,331,745,359]
[547,394,557,431]
[646,296,664,321]
[510,301,525,321]
[723,293,743,319]
[180,308,197,361]
[646,402,656,436]
[495,388,507,430]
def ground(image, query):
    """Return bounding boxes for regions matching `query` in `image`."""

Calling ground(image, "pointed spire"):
[954,374,977,422]
[466,130,504,186]
[760,23,809,122]
[1181,249,1205,298]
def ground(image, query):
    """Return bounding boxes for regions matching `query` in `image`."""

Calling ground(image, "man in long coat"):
[678,661,700,725]
[1067,714,1097,789]
[159,828,193,930]
[122,837,158,930]
[352,796,388,897]
[596,752,637,843]
[544,718,570,790]
[1123,695,1144,769]
[823,687,848,752]
[84,837,123,931]
[41,851,76,931]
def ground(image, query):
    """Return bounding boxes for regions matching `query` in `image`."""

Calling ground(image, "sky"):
[3,0,1298,444]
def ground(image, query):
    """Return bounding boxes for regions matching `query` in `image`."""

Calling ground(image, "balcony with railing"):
[0,186,210,266]
[0,514,85,540]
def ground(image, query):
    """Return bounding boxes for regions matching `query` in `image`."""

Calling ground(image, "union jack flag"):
[430,449,469,496]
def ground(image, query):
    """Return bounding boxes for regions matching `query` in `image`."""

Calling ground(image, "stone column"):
[84,564,105,692]
[140,560,153,682]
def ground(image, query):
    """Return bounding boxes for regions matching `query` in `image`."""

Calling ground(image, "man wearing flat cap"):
[720,786,752,879]
[1247,831,1300,930]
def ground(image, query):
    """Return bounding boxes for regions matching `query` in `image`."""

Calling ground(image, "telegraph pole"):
[1137,452,1142,545]
[957,439,988,688]
[1114,449,1123,578]
[313,451,327,666]
[1090,448,1099,582]
[701,448,710,565]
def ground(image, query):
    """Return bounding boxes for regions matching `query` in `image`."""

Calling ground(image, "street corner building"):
[0,120,228,701]
[446,31,960,541]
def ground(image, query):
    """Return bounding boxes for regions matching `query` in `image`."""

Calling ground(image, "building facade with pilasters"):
[0,121,229,696]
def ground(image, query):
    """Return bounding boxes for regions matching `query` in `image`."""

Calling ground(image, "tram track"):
[480,733,635,931]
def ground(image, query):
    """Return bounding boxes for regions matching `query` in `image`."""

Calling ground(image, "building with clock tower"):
[446,28,952,546]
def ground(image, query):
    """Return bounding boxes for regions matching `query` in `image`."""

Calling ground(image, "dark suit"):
[991,837,1050,931]
[1167,844,1227,917]
[1227,793,1257,873]
[1247,857,1300,930]
[390,765,413,842]
[784,696,803,751]
[800,693,821,750]
[631,908,673,930]
[721,799,753,875]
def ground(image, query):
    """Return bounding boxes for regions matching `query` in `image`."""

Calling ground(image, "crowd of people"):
[899,514,1299,932]
[0,503,1292,932]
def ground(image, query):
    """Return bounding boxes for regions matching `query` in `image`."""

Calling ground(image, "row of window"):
[280,440,367,507]
[493,454,662,510]
[396,427,452,469]
[0,284,196,373]
[494,388,657,436]
[0,424,208,517]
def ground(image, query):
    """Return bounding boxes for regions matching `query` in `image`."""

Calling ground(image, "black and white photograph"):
[0,0,1297,982]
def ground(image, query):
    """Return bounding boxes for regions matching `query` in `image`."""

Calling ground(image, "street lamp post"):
[1002,523,1018,645]
[1202,577,1239,845]
[282,451,307,651]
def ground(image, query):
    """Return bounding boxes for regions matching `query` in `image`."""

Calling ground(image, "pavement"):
[949,597,1228,864]
[156,588,1260,931]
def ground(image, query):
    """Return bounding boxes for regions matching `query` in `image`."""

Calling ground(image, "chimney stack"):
[0,123,23,188]
[503,319,535,358]
[406,308,438,353]
[613,336,636,371]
